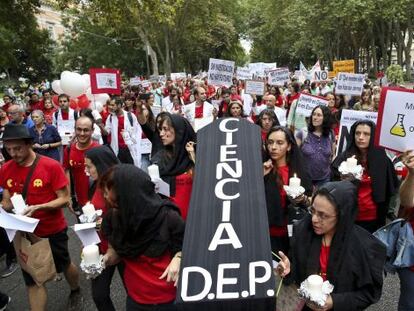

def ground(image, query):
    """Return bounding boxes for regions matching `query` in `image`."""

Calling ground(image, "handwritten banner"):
[208,58,235,87]
[333,59,355,75]
[236,67,253,80]
[245,80,265,96]
[177,119,275,311]
[268,68,290,86]
[295,93,328,117]
[335,73,365,96]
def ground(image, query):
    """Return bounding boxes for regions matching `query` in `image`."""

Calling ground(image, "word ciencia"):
[181,118,274,302]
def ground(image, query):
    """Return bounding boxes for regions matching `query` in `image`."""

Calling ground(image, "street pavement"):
[0,209,401,310]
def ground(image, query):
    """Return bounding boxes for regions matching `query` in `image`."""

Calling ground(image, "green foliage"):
[0,0,54,81]
[386,64,404,85]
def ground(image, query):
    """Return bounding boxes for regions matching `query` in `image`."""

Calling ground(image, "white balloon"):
[85,87,94,100]
[51,80,64,94]
[60,71,86,98]
[96,93,110,102]
[82,74,91,89]
[60,71,71,79]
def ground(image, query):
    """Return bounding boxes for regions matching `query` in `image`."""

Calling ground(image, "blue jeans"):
[397,268,414,311]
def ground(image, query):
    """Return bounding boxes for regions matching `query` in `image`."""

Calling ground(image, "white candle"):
[346,156,358,169]
[82,244,100,265]
[148,164,160,180]
[11,193,26,215]
[82,202,95,217]
[289,174,301,188]
[307,274,323,294]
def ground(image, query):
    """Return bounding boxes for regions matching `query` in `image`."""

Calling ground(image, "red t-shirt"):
[195,105,204,119]
[0,156,68,237]
[61,110,69,120]
[276,95,284,108]
[123,251,176,304]
[319,244,330,281]
[63,142,99,207]
[91,188,109,254]
[270,165,289,237]
[170,172,193,220]
[43,108,56,125]
[230,94,242,102]
[357,170,377,221]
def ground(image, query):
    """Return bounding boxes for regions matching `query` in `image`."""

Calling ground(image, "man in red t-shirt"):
[63,116,99,214]
[0,124,81,310]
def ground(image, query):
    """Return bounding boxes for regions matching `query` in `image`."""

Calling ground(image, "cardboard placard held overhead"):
[268,68,290,86]
[177,119,275,311]
[333,59,355,75]
[89,68,121,95]
[295,93,328,117]
[335,73,365,96]
[244,80,266,96]
[375,87,414,152]
[236,67,253,80]
[208,58,235,87]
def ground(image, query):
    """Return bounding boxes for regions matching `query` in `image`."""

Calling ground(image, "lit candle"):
[307,274,323,295]
[82,202,95,217]
[346,156,358,169]
[82,244,100,265]
[11,193,26,215]
[289,173,301,188]
[148,164,160,180]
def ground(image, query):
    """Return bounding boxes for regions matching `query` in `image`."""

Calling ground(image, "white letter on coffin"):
[214,178,240,200]
[181,266,212,302]
[249,261,272,296]
[208,223,242,251]
[216,263,240,299]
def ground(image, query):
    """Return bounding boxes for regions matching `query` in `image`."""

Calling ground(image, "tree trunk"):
[135,27,159,76]
[404,21,413,81]
[164,26,172,76]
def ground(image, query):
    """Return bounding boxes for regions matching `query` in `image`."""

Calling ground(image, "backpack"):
[54,110,78,123]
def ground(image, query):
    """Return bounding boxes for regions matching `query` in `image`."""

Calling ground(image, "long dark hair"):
[308,105,332,137]
[255,109,280,129]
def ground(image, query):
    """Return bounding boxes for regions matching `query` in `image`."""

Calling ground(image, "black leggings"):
[0,228,16,266]
[91,263,125,311]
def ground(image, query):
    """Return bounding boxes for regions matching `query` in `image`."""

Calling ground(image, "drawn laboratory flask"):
[390,114,406,137]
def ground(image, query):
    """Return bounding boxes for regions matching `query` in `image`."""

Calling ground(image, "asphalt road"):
[0,210,401,311]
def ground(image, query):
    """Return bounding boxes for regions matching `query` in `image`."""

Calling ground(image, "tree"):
[0,0,54,81]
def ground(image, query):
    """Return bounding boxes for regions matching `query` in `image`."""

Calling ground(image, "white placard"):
[151,105,162,117]
[236,67,253,80]
[244,80,265,96]
[249,62,277,77]
[337,109,378,155]
[73,222,101,247]
[96,73,118,89]
[141,80,151,88]
[295,93,328,117]
[57,119,75,135]
[268,68,290,86]
[140,138,152,154]
[130,77,141,86]
[208,58,235,87]
[0,207,40,241]
[171,72,187,81]
[376,88,414,152]
[335,73,365,96]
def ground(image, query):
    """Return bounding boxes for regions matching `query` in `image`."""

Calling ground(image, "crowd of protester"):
[0,74,413,311]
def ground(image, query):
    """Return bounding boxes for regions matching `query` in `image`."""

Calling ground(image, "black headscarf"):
[264,126,312,226]
[151,113,196,196]
[331,120,398,224]
[102,164,182,258]
[291,181,386,310]
[85,145,120,199]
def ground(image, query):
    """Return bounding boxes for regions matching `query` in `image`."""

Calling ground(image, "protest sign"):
[335,73,365,96]
[312,70,329,82]
[141,80,151,88]
[89,68,121,95]
[236,67,253,80]
[171,72,187,81]
[337,109,378,155]
[177,119,275,311]
[245,80,265,96]
[249,62,276,78]
[129,77,141,86]
[268,68,289,86]
[295,93,328,117]
[208,58,235,87]
[333,59,355,75]
[375,87,414,152]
